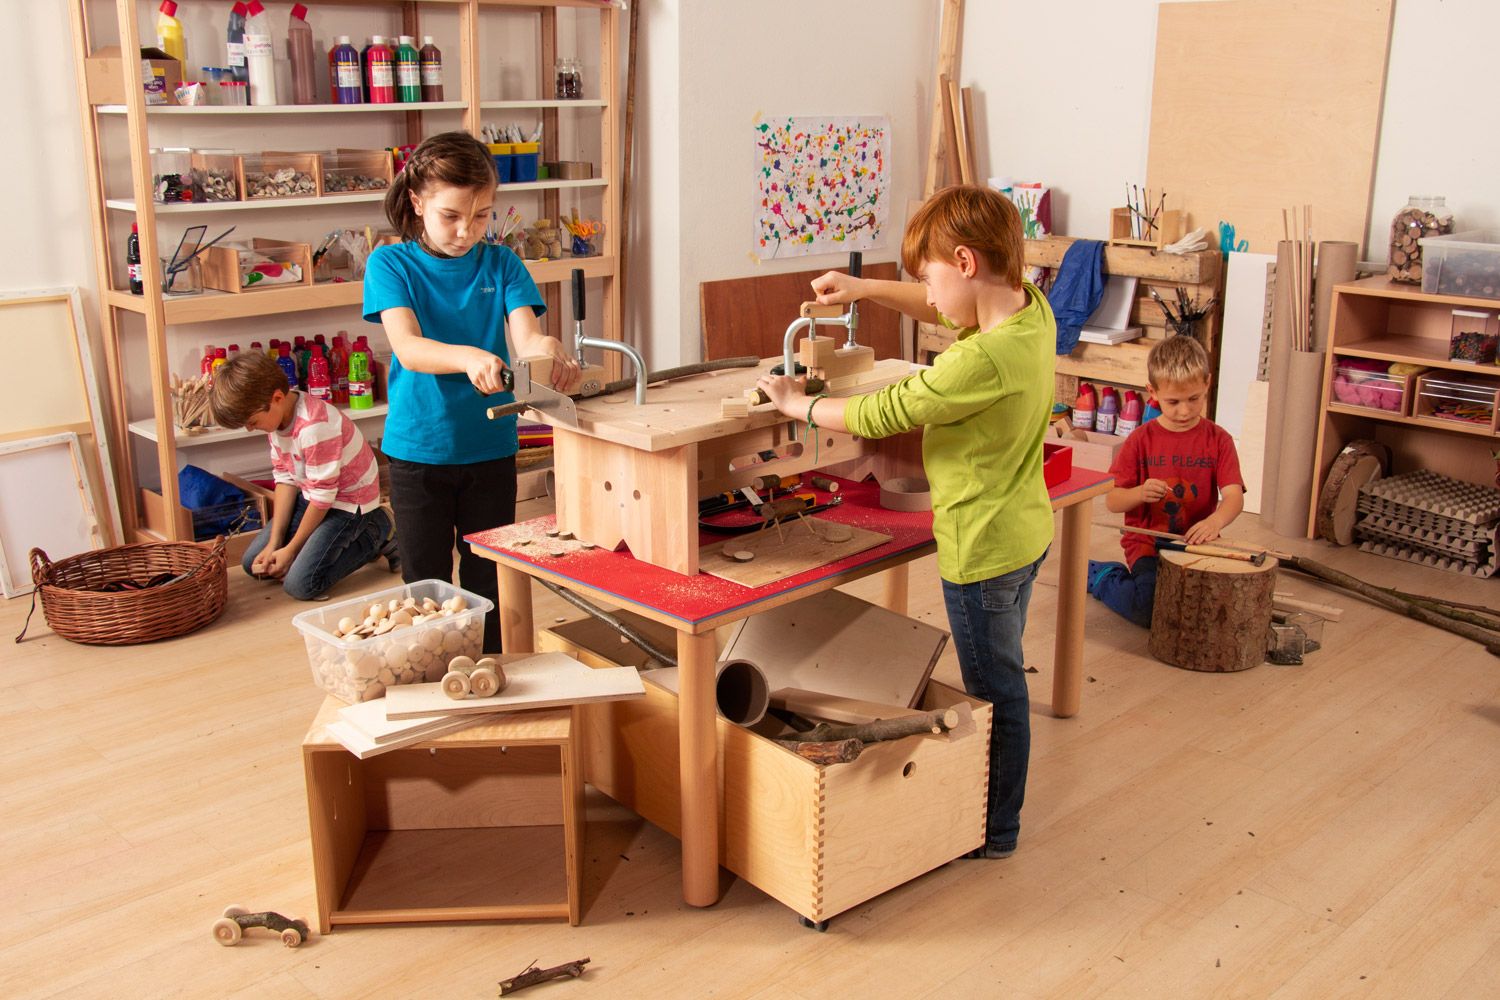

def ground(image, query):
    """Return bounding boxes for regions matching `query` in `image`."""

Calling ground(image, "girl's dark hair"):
[384,131,497,241]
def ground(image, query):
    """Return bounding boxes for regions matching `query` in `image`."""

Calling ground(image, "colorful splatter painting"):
[753,115,890,260]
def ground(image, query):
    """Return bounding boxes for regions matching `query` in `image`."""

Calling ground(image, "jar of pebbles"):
[1387,195,1453,284]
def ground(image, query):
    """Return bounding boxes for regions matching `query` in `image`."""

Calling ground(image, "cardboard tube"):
[645,658,771,728]
[1270,349,1326,538]
[1313,241,1358,352]
[1261,241,1297,524]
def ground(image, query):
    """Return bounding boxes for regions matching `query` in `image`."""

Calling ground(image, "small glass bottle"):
[1387,195,1453,285]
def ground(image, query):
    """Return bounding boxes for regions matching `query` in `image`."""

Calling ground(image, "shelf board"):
[1334,334,1500,375]
[480,99,607,109]
[1326,402,1499,438]
[130,404,388,448]
[496,178,608,193]
[1335,275,1500,311]
[106,192,386,213]
[97,101,468,116]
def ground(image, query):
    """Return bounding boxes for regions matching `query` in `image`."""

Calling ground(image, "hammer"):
[1095,522,1269,566]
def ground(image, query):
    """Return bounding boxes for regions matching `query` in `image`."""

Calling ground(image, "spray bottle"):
[244,0,277,106]
[328,35,362,104]
[156,1,186,65]
[347,339,373,409]
[288,3,316,105]
[226,2,248,83]
[395,35,421,103]
[1096,386,1119,435]
[307,345,332,401]
[419,35,443,101]
[276,343,299,389]
[365,35,395,104]
[1071,383,1096,431]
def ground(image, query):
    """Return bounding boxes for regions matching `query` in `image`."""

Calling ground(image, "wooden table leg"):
[676,630,721,906]
[496,563,535,653]
[879,563,910,616]
[1052,498,1090,718]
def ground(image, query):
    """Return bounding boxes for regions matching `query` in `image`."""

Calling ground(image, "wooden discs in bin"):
[1148,549,1278,673]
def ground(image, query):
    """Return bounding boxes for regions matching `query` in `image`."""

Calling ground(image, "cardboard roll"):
[879,477,931,512]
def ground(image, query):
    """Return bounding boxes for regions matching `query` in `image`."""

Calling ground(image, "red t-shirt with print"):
[1108,417,1244,568]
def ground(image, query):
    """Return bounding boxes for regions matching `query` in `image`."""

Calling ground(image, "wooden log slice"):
[1314,439,1391,545]
[1148,549,1278,673]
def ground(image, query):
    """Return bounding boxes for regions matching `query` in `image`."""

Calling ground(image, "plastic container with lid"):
[1414,370,1500,428]
[151,147,194,203]
[1419,230,1500,300]
[1330,358,1410,414]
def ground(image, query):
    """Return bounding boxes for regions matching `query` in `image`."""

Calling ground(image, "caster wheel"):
[222,904,248,919]
[441,670,471,699]
[797,915,829,932]
[470,667,503,698]
[280,927,304,948]
[212,917,242,946]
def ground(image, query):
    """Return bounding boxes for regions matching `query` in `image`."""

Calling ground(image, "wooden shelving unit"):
[68,0,623,543]
[1307,275,1500,537]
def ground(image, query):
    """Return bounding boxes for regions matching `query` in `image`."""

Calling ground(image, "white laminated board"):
[1217,251,1277,440]
[0,433,101,598]
[719,588,949,710]
[338,697,479,745]
[384,652,645,720]
[325,716,484,759]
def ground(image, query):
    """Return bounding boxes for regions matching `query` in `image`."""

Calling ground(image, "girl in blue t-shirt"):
[363,131,579,651]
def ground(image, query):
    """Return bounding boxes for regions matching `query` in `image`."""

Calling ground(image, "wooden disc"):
[1148,549,1278,673]
[730,550,756,563]
[879,477,932,512]
[1315,439,1389,545]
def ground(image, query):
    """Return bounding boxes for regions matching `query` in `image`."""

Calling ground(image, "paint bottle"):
[295,336,312,390]
[212,347,229,378]
[419,36,443,102]
[267,339,280,358]
[156,1,186,66]
[347,340,373,410]
[1143,395,1162,424]
[364,36,395,104]
[276,343,299,389]
[288,3,317,105]
[226,2,248,83]
[244,0,278,106]
[201,345,217,378]
[1096,386,1119,435]
[1072,383,1095,431]
[227,343,241,360]
[328,35,362,104]
[126,223,143,295]
[307,345,332,401]
[395,35,421,103]
[1117,391,1143,436]
[250,341,264,356]
[330,334,350,404]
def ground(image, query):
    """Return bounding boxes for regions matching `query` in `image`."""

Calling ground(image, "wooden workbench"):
[466,468,1112,909]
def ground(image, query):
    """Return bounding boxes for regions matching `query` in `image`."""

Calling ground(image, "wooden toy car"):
[211,905,310,947]
[441,655,506,699]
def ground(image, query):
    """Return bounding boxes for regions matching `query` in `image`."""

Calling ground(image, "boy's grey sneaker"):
[960,844,1016,860]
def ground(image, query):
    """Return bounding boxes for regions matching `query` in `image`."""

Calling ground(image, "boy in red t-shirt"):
[1089,335,1246,627]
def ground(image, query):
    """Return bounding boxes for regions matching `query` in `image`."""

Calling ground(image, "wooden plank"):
[1024,236,1215,283]
[699,517,892,589]
[924,0,964,196]
[1147,0,1394,253]
[699,262,903,363]
[0,432,102,597]
[383,653,644,719]
[719,588,948,710]
[769,688,927,724]
[1054,341,1152,386]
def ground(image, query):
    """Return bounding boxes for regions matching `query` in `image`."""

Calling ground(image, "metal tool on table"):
[769,251,862,436]
[499,360,578,427]
[567,267,647,404]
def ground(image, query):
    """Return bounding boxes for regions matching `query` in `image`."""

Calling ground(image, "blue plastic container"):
[512,142,540,183]
[492,154,514,183]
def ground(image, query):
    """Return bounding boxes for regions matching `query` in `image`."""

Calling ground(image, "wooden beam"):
[923,0,963,197]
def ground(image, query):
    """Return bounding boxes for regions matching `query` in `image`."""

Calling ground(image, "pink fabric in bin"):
[1332,359,1402,411]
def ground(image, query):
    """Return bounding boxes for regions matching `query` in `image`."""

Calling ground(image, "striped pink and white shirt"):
[268,393,380,513]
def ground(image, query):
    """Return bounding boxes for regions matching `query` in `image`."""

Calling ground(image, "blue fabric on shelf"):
[1048,239,1105,355]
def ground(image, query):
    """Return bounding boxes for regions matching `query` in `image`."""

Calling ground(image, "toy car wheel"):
[441,670,470,699]
[222,905,248,919]
[280,926,304,948]
[213,917,242,946]
[470,667,501,698]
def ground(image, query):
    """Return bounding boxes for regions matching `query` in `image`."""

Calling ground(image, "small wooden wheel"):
[470,667,502,698]
[441,670,471,699]
[222,905,248,919]
[280,927,304,948]
[212,918,242,946]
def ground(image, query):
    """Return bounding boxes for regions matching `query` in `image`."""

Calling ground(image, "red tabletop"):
[465,468,1113,630]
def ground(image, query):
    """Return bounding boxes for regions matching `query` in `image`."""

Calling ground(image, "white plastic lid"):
[371,35,385,44]
[336,35,350,44]
[423,35,434,45]
[399,35,415,45]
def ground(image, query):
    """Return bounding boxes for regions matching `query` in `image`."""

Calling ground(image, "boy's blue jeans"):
[241,494,391,600]
[940,548,1047,855]
[1092,556,1159,628]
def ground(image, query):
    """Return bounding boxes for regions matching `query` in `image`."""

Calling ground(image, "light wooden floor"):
[4,503,1497,1000]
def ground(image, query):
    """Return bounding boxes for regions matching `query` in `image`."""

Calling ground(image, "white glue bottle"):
[244,0,278,106]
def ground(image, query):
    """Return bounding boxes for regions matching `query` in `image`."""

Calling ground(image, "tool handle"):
[571,268,586,323]
[848,251,862,279]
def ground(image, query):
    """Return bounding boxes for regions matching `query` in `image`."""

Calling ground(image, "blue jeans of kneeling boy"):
[941,548,1048,855]
[1092,556,1159,629]
[241,494,391,600]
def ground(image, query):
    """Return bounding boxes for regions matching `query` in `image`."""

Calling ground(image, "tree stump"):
[1149,549,1278,672]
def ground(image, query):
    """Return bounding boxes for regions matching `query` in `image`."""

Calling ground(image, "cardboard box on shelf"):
[1049,421,1126,473]
[85,46,182,106]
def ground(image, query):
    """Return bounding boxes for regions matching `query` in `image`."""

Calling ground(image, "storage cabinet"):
[1308,276,1500,536]
[68,0,623,543]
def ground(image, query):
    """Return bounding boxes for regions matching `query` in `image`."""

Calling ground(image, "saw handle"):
[571,267,586,323]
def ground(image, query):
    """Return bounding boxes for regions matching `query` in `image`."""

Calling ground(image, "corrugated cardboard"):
[85,46,182,106]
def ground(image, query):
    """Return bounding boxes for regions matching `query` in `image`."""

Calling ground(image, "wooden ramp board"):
[699,516,891,588]
[338,697,483,744]
[325,716,484,759]
[384,653,645,720]
[719,589,948,710]
[700,262,902,362]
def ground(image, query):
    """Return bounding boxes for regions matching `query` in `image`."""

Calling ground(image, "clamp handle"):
[571,268,586,323]
[847,251,862,280]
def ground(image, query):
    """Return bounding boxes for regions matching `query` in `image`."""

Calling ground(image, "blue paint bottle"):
[329,35,362,105]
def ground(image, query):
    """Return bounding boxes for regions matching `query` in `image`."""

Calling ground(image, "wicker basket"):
[28,539,229,645]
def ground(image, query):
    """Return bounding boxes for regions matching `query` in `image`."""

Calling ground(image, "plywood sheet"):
[719,589,948,709]
[700,262,902,362]
[1147,0,1393,254]
[384,653,645,720]
[699,516,891,588]
[0,433,100,598]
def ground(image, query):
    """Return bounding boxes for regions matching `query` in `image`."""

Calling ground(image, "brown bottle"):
[419,35,443,102]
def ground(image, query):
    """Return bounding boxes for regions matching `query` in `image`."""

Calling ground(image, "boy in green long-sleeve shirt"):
[757,185,1055,859]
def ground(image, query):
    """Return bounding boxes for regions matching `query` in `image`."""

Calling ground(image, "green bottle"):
[395,35,421,103]
[348,340,373,409]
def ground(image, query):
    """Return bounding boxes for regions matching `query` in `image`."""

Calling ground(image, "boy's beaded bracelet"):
[806,393,828,429]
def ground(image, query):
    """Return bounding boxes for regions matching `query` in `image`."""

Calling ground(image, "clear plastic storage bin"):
[1329,360,1409,413]
[151,147,194,203]
[291,579,493,704]
[319,148,393,194]
[1414,371,1500,428]
[1419,230,1500,300]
